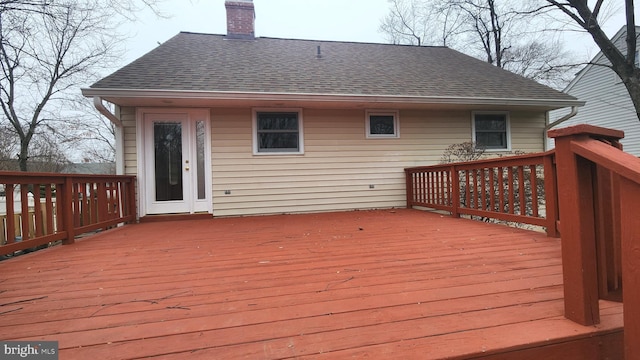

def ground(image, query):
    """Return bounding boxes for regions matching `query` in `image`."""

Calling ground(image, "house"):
[63,162,116,175]
[81,0,581,218]
[548,26,640,155]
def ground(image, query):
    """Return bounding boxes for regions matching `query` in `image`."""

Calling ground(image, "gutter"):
[92,97,125,175]
[93,96,122,127]
[544,106,579,151]
[82,88,585,109]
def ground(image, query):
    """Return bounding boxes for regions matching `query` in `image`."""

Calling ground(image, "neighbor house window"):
[253,109,304,154]
[472,112,510,150]
[366,110,399,138]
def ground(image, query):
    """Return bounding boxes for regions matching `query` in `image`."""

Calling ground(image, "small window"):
[253,110,303,154]
[473,112,510,150]
[366,110,399,138]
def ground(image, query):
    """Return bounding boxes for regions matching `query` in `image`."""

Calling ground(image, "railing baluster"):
[45,185,54,235]
[20,184,29,240]
[480,168,486,211]
[507,167,515,214]
[97,182,107,222]
[465,170,471,209]
[498,167,505,213]
[518,166,525,216]
[440,170,446,206]
[488,167,495,212]
[6,184,16,244]
[530,165,539,218]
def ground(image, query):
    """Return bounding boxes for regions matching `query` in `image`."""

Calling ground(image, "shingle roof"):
[91,32,576,102]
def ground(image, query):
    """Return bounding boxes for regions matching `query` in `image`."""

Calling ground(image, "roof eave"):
[82,88,584,109]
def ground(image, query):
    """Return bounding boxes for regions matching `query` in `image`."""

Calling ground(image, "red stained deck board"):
[0,209,623,359]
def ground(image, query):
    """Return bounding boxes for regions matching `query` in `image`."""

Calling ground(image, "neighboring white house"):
[548,26,640,155]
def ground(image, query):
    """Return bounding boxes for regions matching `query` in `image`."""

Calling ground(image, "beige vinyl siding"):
[120,106,138,176]
[210,108,545,217]
[121,106,545,217]
[510,111,546,153]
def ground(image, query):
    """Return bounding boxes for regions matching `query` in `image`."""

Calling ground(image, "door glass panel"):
[196,120,206,200]
[154,122,183,201]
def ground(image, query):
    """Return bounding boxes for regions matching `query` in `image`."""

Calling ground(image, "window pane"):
[196,120,206,200]
[258,113,298,130]
[259,133,299,151]
[369,115,395,135]
[256,112,300,153]
[154,122,183,201]
[476,132,506,149]
[475,114,506,131]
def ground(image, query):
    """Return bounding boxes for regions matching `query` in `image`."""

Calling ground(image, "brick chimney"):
[225,0,255,39]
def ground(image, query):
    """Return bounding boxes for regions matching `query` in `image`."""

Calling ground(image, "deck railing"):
[405,151,559,236]
[549,125,639,359]
[1,172,136,256]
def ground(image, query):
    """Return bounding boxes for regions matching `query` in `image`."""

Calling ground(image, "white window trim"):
[365,110,400,139]
[252,108,304,155]
[471,111,511,152]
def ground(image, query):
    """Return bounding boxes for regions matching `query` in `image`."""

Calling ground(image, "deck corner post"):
[549,130,600,326]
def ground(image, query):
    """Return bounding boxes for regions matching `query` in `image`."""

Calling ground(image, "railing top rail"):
[0,171,135,181]
[405,150,555,172]
[570,137,640,186]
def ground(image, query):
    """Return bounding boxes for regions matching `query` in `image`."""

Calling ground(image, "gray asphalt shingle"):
[91,32,575,102]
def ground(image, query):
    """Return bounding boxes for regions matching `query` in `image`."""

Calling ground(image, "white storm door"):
[144,113,210,215]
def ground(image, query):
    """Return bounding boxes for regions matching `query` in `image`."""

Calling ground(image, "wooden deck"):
[0,209,623,359]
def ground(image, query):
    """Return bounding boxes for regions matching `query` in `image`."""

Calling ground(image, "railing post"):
[405,169,414,209]
[543,153,559,237]
[128,177,137,222]
[619,176,640,359]
[451,165,460,218]
[550,131,600,326]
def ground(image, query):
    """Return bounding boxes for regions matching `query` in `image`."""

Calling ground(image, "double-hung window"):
[254,110,303,154]
[472,112,510,150]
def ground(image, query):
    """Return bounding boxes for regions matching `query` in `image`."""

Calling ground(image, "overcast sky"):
[120,0,630,70]
[123,0,389,64]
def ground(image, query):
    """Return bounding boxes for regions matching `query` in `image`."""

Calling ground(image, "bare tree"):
[0,0,162,171]
[542,0,640,122]
[380,0,576,88]
[63,95,116,163]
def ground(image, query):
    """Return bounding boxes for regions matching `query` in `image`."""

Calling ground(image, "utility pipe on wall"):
[92,97,125,175]
[544,106,579,151]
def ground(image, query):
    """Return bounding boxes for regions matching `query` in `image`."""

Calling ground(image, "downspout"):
[544,106,578,151]
[93,97,125,175]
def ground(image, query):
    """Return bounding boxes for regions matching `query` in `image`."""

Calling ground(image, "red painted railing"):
[405,151,559,236]
[1,172,136,256]
[549,125,638,359]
